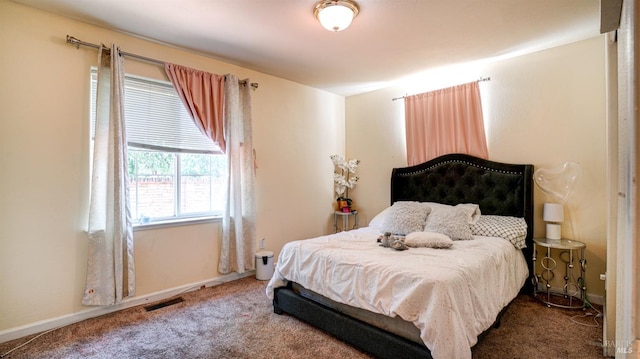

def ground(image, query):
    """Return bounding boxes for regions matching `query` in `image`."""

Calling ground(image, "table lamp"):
[543,203,564,242]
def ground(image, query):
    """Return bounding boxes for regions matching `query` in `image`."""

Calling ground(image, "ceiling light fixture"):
[314,0,359,32]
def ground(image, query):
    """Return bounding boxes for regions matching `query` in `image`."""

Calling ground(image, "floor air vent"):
[144,297,184,312]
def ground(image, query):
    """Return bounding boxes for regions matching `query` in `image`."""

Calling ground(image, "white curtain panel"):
[83,44,135,306]
[219,75,256,274]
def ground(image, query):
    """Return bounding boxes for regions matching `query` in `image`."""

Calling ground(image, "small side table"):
[532,237,587,309]
[334,211,358,232]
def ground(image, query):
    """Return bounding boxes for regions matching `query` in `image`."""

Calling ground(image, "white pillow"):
[423,207,474,240]
[380,201,431,235]
[426,202,481,224]
[369,206,392,228]
[404,231,453,248]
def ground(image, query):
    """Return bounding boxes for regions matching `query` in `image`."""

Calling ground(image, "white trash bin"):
[255,250,274,280]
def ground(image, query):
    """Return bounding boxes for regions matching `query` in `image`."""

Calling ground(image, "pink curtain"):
[404,81,489,166]
[165,63,226,153]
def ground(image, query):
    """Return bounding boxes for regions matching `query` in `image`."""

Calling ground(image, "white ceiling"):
[13,0,601,96]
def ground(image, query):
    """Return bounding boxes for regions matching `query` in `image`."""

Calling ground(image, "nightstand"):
[334,210,358,232]
[532,237,586,309]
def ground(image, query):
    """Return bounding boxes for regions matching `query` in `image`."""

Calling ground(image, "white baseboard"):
[586,292,604,306]
[0,271,255,344]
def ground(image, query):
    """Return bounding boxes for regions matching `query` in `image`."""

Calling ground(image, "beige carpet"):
[0,277,605,358]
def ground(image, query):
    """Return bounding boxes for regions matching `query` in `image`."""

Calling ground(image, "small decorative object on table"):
[543,203,564,244]
[330,154,359,212]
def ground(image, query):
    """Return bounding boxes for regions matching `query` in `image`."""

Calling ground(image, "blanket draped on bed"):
[266,228,528,359]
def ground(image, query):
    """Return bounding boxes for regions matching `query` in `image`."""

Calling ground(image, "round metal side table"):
[532,237,586,309]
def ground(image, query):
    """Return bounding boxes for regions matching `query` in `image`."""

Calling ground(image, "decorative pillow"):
[470,215,528,249]
[404,231,453,249]
[423,207,474,240]
[380,201,431,235]
[369,206,392,228]
[426,202,481,224]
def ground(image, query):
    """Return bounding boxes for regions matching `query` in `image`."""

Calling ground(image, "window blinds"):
[90,70,221,154]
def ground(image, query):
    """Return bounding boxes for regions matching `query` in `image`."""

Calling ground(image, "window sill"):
[133,216,221,231]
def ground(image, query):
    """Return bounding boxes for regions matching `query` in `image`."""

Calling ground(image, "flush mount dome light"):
[314,0,359,32]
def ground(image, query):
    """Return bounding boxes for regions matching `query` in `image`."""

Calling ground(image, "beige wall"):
[0,1,344,333]
[346,36,607,300]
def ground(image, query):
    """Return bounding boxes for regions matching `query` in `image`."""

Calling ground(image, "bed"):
[266,153,534,359]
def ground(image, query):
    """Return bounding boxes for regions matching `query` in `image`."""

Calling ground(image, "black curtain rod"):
[391,76,490,101]
[66,35,259,90]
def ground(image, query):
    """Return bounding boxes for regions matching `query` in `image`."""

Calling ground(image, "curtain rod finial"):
[66,35,80,49]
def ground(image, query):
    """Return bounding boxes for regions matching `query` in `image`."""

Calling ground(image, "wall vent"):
[144,297,184,312]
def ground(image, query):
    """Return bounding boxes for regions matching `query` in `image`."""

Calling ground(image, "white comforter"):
[266,227,528,359]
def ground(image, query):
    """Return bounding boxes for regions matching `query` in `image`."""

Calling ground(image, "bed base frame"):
[273,283,432,359]
[273,282,510,359]
[273,153,534,358]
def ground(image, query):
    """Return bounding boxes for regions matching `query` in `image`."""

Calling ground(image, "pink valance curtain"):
[165,63,226,153]
[404,81,489,166]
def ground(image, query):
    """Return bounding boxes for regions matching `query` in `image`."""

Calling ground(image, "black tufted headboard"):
[391,153,534,292]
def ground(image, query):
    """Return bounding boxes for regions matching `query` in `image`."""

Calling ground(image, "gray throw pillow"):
[423,207,474,240]
[381,201,431,235]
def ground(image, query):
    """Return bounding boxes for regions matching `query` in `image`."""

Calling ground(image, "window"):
[90,70,226,224]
